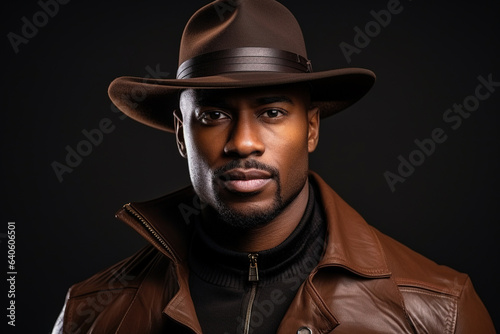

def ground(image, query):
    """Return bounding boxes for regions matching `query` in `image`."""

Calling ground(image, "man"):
[53,0,495,333]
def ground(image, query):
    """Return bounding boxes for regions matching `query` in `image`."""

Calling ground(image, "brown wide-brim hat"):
[108,0,376,133]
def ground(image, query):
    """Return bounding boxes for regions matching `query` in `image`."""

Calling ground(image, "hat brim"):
[108,68,375,132]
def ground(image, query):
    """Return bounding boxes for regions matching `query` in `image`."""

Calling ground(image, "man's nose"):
[223,117,265,158]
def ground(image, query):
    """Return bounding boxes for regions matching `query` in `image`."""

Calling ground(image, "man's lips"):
[218,168,273,193]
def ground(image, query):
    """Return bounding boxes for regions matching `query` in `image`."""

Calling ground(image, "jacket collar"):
[115,186,199,263]
[115,171,392,333]
[309,171,391,277]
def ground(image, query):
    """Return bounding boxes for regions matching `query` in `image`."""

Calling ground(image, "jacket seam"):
[399,287,458,301]
[68,287,139,300]
[320,256,390,276]
[457,276,470,298]
[115,251,165,332]
[373,227,418,334]
[395,278,462,297]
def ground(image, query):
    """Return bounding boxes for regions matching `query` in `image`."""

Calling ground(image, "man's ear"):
[307,106,320,153]
[173,110,187,158]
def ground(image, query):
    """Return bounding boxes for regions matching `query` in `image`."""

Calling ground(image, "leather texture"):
[52,172,495,333]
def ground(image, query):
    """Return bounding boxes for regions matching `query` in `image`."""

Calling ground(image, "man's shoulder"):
[372,228,495,332]
[67,245,170,299]
[55,246,178,333]
[310,171,468,296]
[373,228,468,296]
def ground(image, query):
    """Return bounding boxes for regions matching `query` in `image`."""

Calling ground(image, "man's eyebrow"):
[255,96,294,106]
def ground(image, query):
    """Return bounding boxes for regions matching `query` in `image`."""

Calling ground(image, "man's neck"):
[201,180,310,253]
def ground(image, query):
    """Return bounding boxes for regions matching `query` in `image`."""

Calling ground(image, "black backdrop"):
[2,0,499,332]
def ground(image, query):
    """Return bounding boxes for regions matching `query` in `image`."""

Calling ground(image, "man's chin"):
[214,204,282,230]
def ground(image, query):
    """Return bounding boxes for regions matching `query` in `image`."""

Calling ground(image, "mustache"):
[213,159,279,179]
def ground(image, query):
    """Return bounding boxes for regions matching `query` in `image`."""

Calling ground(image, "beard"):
[209,159,305,230]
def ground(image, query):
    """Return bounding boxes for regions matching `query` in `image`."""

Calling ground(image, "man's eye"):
[199,111,229,122]
[262,109,284,118]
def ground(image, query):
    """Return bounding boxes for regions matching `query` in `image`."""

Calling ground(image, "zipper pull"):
[248,254,259,282]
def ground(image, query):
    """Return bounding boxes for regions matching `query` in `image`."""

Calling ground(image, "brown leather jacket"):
[53,172,495,333]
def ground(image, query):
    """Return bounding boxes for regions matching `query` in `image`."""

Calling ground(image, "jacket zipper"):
[244,254,259,334]
[123,204,177,261]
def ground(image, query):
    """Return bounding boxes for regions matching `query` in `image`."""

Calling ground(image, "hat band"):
[176,47,313,79]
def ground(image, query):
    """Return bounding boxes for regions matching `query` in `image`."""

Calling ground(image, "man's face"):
[177,84,320,229]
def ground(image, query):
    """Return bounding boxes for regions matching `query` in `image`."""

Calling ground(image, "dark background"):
[2,0,499,332]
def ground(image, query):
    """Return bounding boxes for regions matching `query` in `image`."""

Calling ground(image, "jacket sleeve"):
[454,277,495,333]
[51,292,68,334]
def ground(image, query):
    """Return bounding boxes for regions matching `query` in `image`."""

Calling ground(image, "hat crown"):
[179,0,308,66]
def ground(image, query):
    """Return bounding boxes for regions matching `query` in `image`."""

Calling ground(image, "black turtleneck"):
[188,183,326,334]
